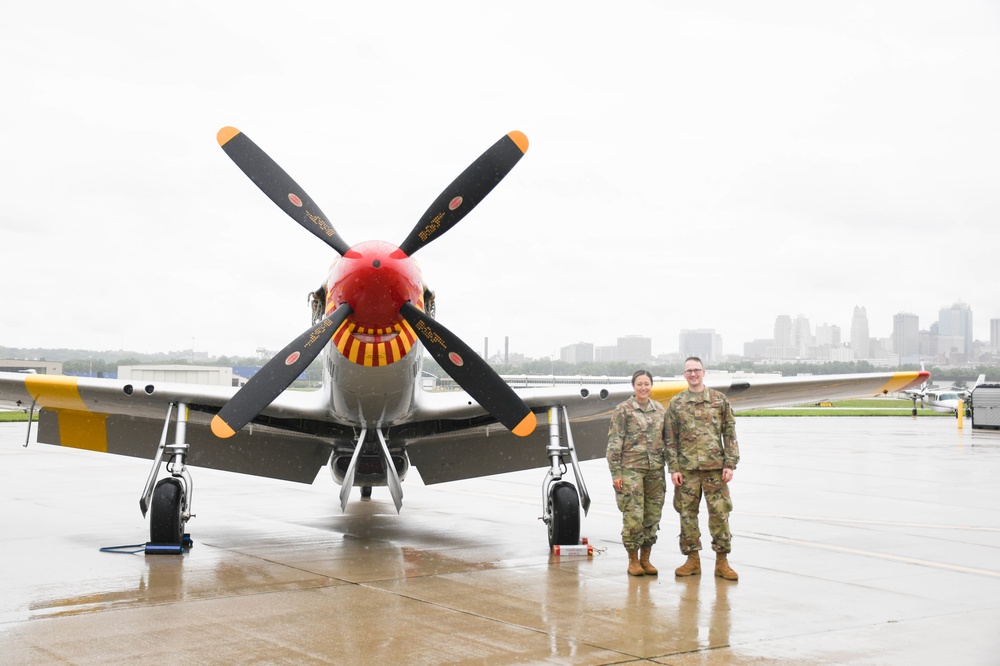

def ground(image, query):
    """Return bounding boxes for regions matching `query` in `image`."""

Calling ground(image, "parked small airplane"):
[901,372,984,416]
[0,128,929,549]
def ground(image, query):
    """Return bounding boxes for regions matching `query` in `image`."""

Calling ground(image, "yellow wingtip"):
[512,411,537,437]
[879,370,930,395]
[211,415,236,439]
[217,126,241,147]
[508,130,528,154]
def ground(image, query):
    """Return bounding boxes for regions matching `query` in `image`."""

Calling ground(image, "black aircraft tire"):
[150,478,184,544]
[548,482,581,547]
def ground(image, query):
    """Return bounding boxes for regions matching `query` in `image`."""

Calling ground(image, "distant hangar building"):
[117,365,247,387]
[0,360,63,375]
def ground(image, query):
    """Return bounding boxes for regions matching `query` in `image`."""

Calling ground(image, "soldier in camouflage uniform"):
[665,357,740,581]
[607,369,667,576]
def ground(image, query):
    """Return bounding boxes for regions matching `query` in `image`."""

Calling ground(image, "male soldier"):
[607,370,667,576]
[665,356,740,580]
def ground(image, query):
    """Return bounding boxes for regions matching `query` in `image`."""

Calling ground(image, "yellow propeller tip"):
[508,131,528,154]
[211,415,236,439]
[217,126,241,147]
[512,411,537,437]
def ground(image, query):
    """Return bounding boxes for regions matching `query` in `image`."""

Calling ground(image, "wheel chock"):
[144,534,194,555]
[551,537,593,556]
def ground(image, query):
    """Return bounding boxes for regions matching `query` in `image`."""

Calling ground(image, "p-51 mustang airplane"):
[0,128,928,549]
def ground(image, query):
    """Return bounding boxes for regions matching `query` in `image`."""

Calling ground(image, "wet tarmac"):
[2,416,1000,665]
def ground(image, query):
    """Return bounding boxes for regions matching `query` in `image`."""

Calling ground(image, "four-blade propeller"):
[212,127,536,439]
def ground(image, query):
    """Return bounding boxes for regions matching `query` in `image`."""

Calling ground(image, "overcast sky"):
[2,1,998,360]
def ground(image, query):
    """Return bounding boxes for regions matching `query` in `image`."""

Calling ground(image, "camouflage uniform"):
[665,387,740,555]
[607,396,666,550]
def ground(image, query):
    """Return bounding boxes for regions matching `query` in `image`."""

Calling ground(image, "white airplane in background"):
[0,127,929,550]
[901,372,984,415]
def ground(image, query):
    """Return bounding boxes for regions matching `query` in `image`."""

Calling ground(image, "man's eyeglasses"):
[683,369,704,375]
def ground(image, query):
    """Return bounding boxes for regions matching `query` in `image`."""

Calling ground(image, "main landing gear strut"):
[140,402,195,549]
[540,405,591,547]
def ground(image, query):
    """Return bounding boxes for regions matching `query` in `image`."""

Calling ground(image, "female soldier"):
[607,369,666,576]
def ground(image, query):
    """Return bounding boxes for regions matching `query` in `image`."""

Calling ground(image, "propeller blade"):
[400,302,536,437]
[396,131,528,257]
[212,303,354,438]
[217,126,352,255]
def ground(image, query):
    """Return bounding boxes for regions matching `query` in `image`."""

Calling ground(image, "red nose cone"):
[328,240,423,328]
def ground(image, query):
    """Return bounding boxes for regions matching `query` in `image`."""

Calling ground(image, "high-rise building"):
[851,306,870,359]
[774,315,793,347]
[938,301,973,360]
[679,329,716,362]
[595,345,617,362]
[559,342,594,364]
[919,329,937,359]
[991,318,1000,354]
[815,323,841,347]
[616,335,652,363]
[793,315,813,354]
[892,312,919,363]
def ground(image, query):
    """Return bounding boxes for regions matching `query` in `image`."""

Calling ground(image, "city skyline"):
[4,298,995,366]
[557,299,995,364]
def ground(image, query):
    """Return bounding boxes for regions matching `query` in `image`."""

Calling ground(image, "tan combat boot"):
[674,552,701,577]
[639,547,658,575]
[627,550,645,576]
[715,554,739,580]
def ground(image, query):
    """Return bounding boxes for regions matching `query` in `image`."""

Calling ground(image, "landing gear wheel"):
[547,481,580,547]
[361,485,372,500]
[150,478,185,544]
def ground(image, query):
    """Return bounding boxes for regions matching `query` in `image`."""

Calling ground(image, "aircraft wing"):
[708,370,929,410]
[0,369,927,486]
[0,372,338,483]
[401,369,929,484]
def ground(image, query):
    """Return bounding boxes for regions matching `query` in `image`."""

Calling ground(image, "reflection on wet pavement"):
[3,418,1000,664]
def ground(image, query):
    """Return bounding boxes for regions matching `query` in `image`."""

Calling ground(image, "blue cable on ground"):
[99,535,193,555]
[99,544,148,554]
